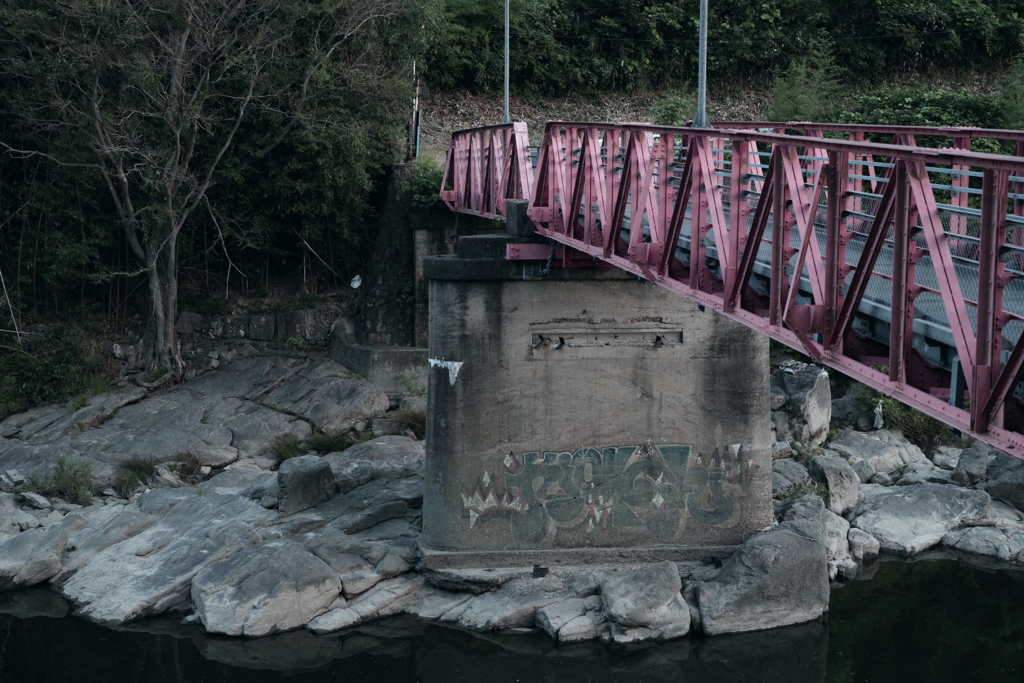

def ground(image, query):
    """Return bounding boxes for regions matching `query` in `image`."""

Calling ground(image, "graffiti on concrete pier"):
[461,443,759,541]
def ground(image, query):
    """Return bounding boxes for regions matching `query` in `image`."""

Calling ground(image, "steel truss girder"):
[441,121,1024,458]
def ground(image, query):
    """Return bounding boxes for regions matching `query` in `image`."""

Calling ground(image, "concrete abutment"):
[421,239,773,570]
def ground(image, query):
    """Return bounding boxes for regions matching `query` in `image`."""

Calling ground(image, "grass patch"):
[857,389,973,451]
[270,434,302,462]
[396,409,426,439]
[112,455,158,499]
[25,456,97,505]
[309,429,354,454]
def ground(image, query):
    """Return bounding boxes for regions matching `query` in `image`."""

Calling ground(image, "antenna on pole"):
[502,0,510,124]
[692,0,710,128]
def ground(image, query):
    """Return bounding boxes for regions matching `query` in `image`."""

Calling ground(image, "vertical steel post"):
[974,168,1009,432]
[502,0,510,124]
[692,0,709,128]
[889,161,910,384]
[769,147,786,327]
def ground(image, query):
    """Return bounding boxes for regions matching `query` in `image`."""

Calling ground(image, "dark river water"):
[2,558,1024,683]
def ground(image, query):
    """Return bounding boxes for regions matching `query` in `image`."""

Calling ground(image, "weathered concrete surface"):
[422,262,772,565]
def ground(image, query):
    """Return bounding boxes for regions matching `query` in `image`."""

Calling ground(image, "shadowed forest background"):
[4,0,1024,416]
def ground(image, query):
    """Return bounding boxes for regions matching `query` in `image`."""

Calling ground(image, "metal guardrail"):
[441,121,1024,457]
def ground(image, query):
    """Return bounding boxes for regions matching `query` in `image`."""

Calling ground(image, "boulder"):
[775,361,831,445]
[773,459,810,487]
[943,526,1024,563]
[559,614,604,643]
[457,576,576,631]
[20,492,51,509]
[307,575,426,634]
[406,586,475,621]
[847,528,880,562]
[698,496,829,635]
[258,360,389,434]
[952,444,998,487]
[322,436,424,493]
[772,472,794,498]
[0,588,69,619]
[191,539,341,637]
[822,509,851,580]
[808,454,859,515]
[830,383,871,428]
[0,526,68,589]
[535,597,586,639]
[771,441,794,459]
[278,455,336,516]
[58,494,270,624]
[849,483,990,557]
[896,461,953,487]
[600,561,689,639]
[827,430,905,482]
[978,452,1024,511]
[931,445,962,471]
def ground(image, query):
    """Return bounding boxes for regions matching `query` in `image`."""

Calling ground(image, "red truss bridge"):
[439,121,1024,457]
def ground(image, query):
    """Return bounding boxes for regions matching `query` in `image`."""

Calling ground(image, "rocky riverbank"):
[2,352,1023,647]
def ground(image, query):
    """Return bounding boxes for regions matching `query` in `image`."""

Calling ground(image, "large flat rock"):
[850,483,990,557]
[192,539,341,637]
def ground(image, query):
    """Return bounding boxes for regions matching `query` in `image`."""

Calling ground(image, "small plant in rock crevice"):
[779,481,830,506]
[270,434,302,462]
[309,429,354,454]
[25,456,97,505]
[396,409,426,440]
[113,455,158,499]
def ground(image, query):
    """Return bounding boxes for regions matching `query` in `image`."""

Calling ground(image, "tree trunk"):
[136,227,182,384]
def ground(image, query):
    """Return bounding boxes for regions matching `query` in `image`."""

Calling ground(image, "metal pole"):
[692,0,710,128]
[503,0,510,124]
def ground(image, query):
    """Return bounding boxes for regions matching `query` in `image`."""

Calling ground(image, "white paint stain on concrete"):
[429,358,464,386]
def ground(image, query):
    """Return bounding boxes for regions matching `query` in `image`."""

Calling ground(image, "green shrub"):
[769,43,840,123]
[112,455,157,499]
[309,429,354,453]
[402,159,447,214]
[0,325,110,422]
[25,456,97,505]
[270,434,302,462]
[840,86,1010,152]
[652,91,697,126]
[856,389,970,451]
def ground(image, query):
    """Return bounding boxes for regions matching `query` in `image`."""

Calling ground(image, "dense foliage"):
[0,0,440,340]
[424,0,1024,94]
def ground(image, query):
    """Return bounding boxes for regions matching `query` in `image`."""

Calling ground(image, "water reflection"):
[1,597,826,683]
[4,558,1024,683]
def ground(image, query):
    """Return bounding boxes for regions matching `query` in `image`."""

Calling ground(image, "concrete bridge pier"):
[421,236,774,571]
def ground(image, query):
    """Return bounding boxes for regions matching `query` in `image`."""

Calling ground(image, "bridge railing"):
[715,121,1024,251]
[439,122,533,219]
[439,121,1024,456]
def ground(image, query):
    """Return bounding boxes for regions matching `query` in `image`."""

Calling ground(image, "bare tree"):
[1,0,411,384]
